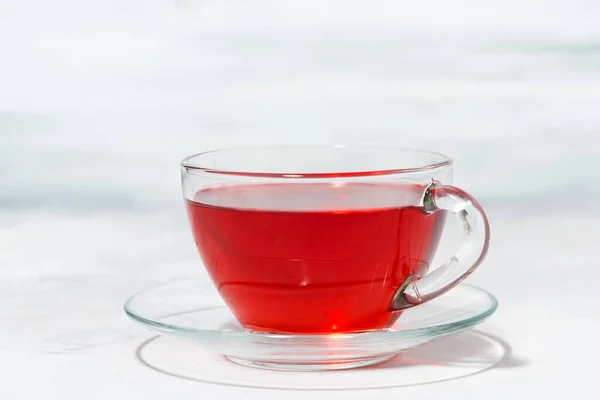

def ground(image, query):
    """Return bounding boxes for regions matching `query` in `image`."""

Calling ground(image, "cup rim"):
[181,144,453,178]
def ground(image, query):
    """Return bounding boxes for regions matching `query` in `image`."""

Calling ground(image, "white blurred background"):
[1,0,599,394]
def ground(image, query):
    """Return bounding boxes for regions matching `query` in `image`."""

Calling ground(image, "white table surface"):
[1,1,599,398]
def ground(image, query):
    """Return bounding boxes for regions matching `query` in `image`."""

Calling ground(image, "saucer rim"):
[124,280,498,341]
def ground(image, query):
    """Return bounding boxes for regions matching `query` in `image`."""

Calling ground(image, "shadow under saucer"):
[135,327,520,390]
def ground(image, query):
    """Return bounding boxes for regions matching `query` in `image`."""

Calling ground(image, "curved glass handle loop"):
[391,182,490,310]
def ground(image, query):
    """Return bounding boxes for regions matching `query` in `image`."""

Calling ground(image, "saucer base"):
[137,330,506,389]
[227,354,396,371]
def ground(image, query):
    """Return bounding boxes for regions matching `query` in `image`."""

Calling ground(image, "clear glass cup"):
[181,145,489,334]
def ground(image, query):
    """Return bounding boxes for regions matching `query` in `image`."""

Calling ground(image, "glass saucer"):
[124,280,497,371]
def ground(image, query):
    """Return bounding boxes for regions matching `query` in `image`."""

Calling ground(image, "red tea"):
[186,182,446,334]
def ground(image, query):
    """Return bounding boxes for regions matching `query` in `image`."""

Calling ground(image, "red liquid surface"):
[186,182,446,334]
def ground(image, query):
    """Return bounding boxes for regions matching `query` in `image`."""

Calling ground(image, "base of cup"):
[226,354,396,371]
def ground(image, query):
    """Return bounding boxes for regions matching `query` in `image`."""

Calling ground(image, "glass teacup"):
[181,145,489,334]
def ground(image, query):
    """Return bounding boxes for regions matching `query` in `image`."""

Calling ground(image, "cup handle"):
[390,181,490,310]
